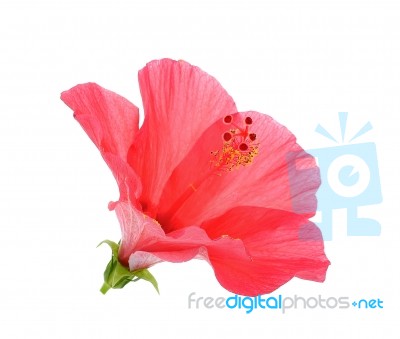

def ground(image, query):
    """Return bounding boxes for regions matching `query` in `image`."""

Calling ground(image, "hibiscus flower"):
[61,59,330,296]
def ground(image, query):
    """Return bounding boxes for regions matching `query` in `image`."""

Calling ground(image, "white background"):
[1,0,399,338]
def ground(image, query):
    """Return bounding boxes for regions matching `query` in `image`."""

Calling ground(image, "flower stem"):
[100,281,111,295]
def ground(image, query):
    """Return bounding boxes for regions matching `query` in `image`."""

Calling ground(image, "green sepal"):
[97,240,159,295]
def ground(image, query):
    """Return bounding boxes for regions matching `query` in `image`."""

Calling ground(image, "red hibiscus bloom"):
[61,59,330,296]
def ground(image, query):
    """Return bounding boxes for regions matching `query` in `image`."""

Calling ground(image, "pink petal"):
[104,153,142,206]
[201,206,330,290]
[127,59,237,217]
[115,201,165,265]
[61,83,139,161]
[116,202,329,296]
[156,111,320,232]
[116,201,214,267]
[61,83,142,202]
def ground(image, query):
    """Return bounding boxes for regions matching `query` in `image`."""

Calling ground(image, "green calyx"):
[98,240,159,295]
